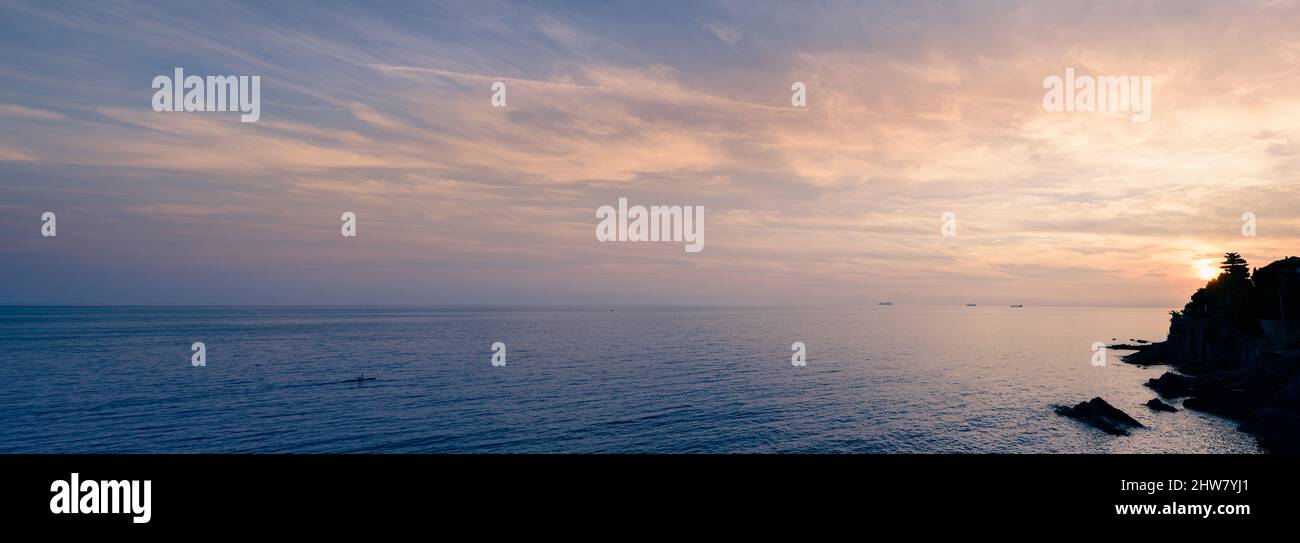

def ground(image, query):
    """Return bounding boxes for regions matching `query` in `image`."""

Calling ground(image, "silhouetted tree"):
[1178,254,1300,343]
[1184,252,1254,325]
[1220,252,1250,286]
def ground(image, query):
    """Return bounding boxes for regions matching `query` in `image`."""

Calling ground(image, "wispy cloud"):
[2,0,1299,306]
[699,19,742,48]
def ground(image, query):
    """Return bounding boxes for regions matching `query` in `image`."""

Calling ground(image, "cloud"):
[3,1,1300,305]
[365,63,614,93]
[122,203,249,216]
[699,19,742,47]
[0,103,67,121]
[364,62,802,112]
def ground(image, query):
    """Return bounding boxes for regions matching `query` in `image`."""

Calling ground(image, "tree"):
[1220,252,1250,286]
[1184,252,1254,319]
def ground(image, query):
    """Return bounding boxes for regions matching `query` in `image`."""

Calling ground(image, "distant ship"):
[878,301,893,306]
[966,303,978,307]
[1010,304,1024,308]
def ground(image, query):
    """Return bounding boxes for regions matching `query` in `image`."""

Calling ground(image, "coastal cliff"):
[1125,254,1300,452]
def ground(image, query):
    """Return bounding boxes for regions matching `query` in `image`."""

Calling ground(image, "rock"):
[1146,372,1193,398]
[1146,398,1178,412]
[1248,408,1300,453]
[1055,397,1145,436]
[1183,391,1260,419]
[1121,342,1166,365]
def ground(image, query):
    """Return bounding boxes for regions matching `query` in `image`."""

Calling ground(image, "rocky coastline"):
[1061,254,1300,452]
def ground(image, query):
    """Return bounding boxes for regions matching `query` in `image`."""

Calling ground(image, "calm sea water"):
[0,306,1262,453]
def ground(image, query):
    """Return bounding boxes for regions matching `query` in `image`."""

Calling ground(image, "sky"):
[2,0,1299,306]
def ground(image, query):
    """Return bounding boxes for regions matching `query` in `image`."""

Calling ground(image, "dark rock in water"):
[1146,398,1178,412]
[1146,369,1261,418]
[1083,397,1144,426]
[1056,397,1144,436]
[1248,408,1300,453]
[1146,372,1194,398]
[1120,342,1166,365]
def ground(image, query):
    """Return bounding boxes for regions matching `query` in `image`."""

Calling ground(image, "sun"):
[1196,259,1219,281]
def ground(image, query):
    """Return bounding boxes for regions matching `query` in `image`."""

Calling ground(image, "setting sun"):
[1196,260,1219,281]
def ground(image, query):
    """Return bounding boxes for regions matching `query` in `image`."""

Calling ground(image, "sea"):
[0,305,1262,453]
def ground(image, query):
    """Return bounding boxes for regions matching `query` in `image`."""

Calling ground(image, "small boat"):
[966,303,977,307]
[878,301,893,306]
[340,375,376,384]
[1010,304,1024,308]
